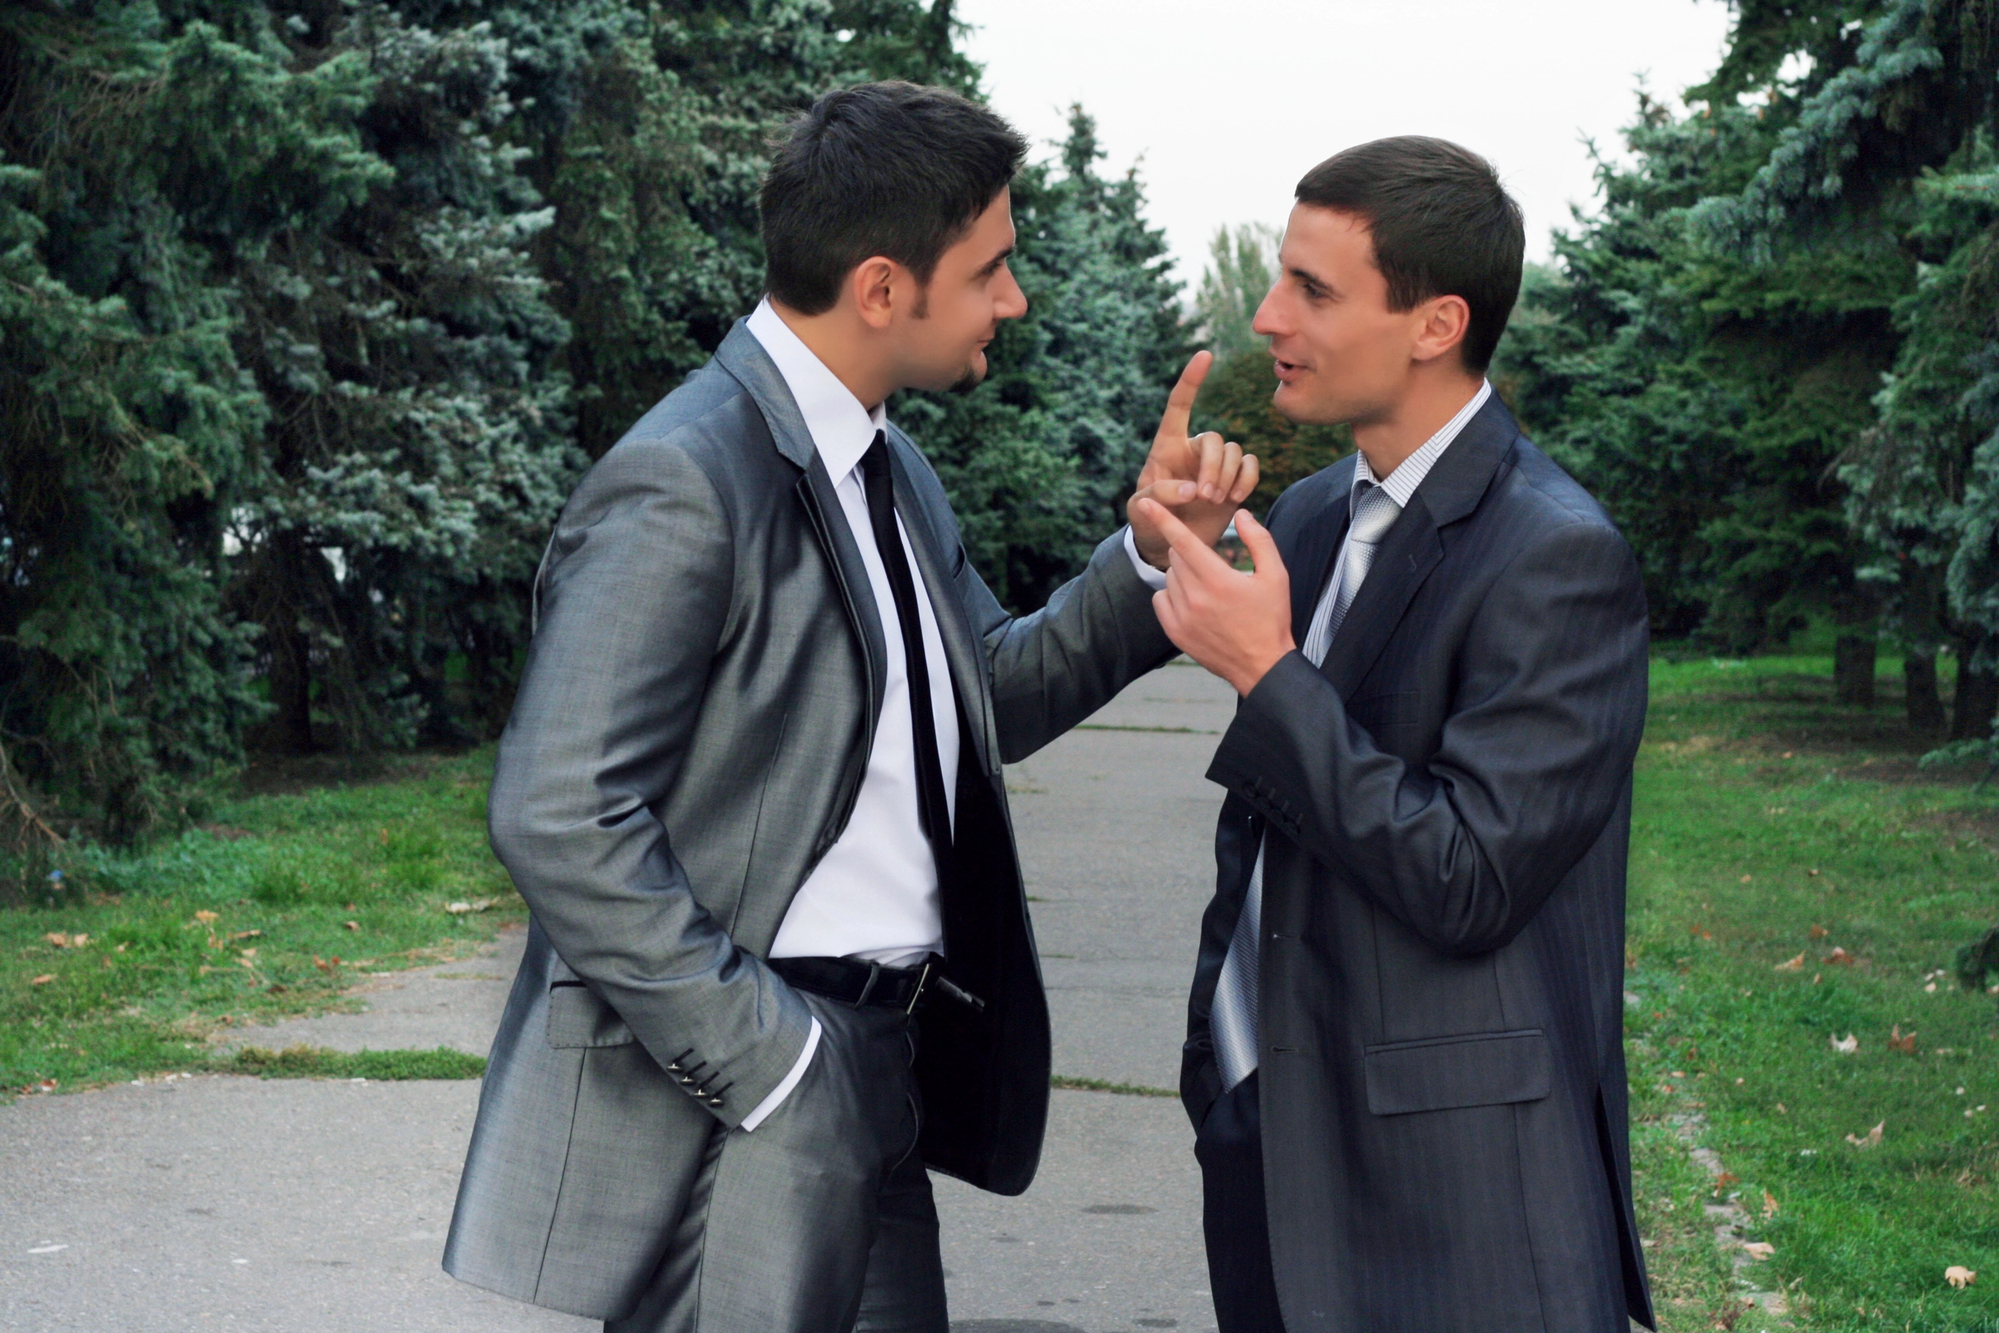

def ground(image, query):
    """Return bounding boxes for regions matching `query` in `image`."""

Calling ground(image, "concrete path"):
[0,662,1236,1333]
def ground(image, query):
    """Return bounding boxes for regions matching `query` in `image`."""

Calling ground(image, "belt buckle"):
[905,960,933,1015]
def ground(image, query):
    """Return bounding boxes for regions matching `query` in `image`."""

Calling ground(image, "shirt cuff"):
[741,1016,820,1132]
[1122,526,1168,590]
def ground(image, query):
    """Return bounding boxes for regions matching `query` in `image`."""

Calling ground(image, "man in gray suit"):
[443,82,1254,1332]
[1138,138,1655,1331]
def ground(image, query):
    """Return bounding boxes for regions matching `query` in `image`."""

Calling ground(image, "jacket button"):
[707,1096,725,1108]
[667,1061,683,1073]
[679,1074,695,1086]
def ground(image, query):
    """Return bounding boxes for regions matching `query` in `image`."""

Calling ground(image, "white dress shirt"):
[739,299,960,1128]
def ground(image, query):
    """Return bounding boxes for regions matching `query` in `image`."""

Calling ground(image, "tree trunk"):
[1904,651,1946,732]
[1833,632,1877,706]
[264,534,316,754]
[1952,660,1999,741]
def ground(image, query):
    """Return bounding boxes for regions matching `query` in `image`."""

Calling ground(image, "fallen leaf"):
[1831,1033,1859,1054]
[1946,1266,1977,1289]
[344,902,358,912]
[1926,981,1939,993]
[228,930,261,942]
[1713,1171,1739,1196]
[1889,1025,1917,1054]
[1826,947,1857,966]
[1740,874,1753,883]
[444,898,499,915]
[1762,1191,1779,1218]
[193,910,218,925]
[1809,923,1829,939]
[1845,1120,1885,1149]
[1743,1242,1775,1260]
[1776,952,1806,971]
[238,948,257,960]
[1808,867,1821,876]
[29,974,54,986]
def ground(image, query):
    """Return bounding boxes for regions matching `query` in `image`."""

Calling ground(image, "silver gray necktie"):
[1210,482,1402,1091]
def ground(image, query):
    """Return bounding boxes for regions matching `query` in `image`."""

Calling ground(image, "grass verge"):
[1627,653,1999,1332]
[218,1044,486,1080]
[2,748,522,1098]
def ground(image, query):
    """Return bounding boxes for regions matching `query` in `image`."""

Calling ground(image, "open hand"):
[1135,499,1295,696]
[1127,352,1260,569]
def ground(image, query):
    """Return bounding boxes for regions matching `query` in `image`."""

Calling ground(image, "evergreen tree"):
[1693,0,1999,736]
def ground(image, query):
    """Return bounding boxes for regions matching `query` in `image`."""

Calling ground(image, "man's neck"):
[1352,370,1486,481]
[770,299,893,411]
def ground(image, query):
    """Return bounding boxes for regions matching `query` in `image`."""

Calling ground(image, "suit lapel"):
[1320,395,1520,697]
[716,322,888,728]
[887,434,996,777]
[1283,462,1354,640]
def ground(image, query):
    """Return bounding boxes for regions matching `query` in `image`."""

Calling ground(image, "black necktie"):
[859,432,953,862]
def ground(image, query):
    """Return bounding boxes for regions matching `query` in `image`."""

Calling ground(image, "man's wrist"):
[1121,525,1169,588]
[1229,641,1297,697]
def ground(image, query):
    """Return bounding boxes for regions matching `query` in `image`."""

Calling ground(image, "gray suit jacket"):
[1185,397,1656,1332]
[444,323,1175,1320]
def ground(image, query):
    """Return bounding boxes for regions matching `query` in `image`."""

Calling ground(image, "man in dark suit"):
[1137,137,1656,1332]
[442,82,1254,1333]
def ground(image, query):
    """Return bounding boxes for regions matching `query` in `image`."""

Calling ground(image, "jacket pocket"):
[1363,1028,1551,1116]
[544,980,636,1049]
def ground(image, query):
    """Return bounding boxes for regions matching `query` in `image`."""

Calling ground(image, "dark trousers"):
[607,992,947,1333]
[1195,1071,1286,1333]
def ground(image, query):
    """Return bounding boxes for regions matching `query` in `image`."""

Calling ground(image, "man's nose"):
[1250,284,1285,337]
[996,268,1028,320]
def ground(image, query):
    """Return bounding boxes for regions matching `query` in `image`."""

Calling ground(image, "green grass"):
[218,1044,486,1080]
[1628,654,1999,1332]
[2,749,523,1097]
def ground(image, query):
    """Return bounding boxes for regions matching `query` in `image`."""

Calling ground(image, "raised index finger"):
[1155,350,1214,445]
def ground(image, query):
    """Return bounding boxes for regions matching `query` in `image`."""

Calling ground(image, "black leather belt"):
[768,955,984,1014]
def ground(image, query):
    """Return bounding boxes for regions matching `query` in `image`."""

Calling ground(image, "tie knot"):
[1349,484,1401,545]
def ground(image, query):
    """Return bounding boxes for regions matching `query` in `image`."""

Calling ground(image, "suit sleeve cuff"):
[1122,526,1168,590]
[740,1016,820,1131]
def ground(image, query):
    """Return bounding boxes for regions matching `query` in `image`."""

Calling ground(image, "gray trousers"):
[606,991,948,1333]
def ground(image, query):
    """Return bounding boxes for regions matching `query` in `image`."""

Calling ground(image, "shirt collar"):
[746,297,888,483]
[1353,379,1493,509]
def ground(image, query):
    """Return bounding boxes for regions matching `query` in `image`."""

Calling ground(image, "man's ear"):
[850,256,902,331]
[1410,294,1471,366]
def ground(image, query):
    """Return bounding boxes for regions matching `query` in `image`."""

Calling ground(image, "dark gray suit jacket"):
[1185,397,1655,1332]
[444,323,1175,1320]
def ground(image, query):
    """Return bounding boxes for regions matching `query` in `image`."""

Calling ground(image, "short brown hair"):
[1295,137,1523,373]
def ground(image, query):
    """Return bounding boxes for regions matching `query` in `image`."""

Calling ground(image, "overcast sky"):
[956,0,1738,289]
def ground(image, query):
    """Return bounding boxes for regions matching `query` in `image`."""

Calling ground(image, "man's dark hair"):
[1294,137,1524,373]
[761,82,1027,315]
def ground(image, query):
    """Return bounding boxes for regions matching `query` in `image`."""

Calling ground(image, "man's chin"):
[946,354,987,397]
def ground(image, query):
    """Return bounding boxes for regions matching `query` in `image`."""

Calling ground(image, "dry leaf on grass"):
[1889,1025,1917,1054]
[1825,946,1857,966]
[1712,1171,1740,1197]
[1845,1120,1885,1149]
[1776,952,1806,971]
[1946,1266,1977,1289]
[1809,923,1829,938]
[343,920,360,931]
[1830,1032,1859,1054]
[1762,1191,1779,1218]
[193,910,217,925]
[444,898,499,915]
[29,974,54,986]
[1742,1242,1775,1260]
[42,932,88,948]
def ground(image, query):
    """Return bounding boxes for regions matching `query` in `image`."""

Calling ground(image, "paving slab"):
[0,665,1235,1332]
